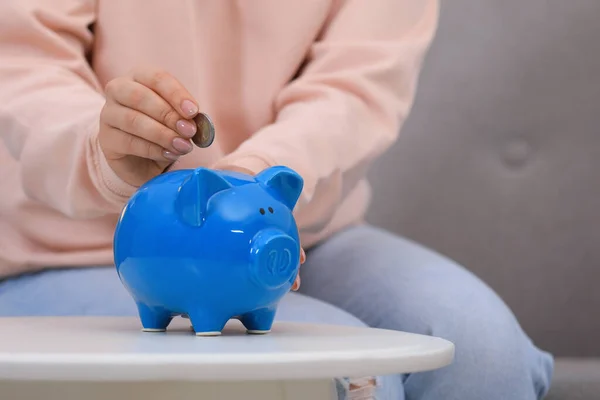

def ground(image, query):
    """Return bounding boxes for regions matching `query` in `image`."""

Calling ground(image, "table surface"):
[0,317,454,382]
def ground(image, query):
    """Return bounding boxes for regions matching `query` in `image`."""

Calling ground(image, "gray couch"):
[366,1,600,398]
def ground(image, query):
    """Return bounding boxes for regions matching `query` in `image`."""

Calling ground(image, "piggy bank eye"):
[259,208,266,215]
[268,207,274,214]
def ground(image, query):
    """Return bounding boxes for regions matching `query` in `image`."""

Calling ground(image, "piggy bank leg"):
[240,307,277,334]
[137,303,173,332]
[188,310,228,336]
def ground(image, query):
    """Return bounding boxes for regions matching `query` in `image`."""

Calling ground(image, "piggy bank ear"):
[257,166,304,210]
[176,168,232,226]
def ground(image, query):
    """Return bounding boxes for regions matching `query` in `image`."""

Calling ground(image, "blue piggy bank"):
[113,166,303,336]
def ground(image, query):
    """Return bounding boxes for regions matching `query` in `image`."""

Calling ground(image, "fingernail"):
[172,137,193,154]
[176,119,197,138]
[163,150,180,161]
[181,100,198,117]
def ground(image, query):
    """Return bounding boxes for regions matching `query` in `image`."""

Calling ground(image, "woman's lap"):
[0,224,554,399]
[298,224,554,400]
[0,266,364,327]
[0,263,391,399]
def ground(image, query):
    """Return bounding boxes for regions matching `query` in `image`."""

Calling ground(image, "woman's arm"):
[0,0,133,218]
[214,0,439,233]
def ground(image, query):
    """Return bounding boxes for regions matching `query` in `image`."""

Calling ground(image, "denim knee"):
[405,307,554,400]
[335,375,405,400]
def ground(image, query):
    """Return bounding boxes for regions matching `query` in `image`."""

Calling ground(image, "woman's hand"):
[99,66,200,187]
[291,247,306,291]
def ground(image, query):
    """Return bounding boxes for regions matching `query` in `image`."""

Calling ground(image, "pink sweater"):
[0,0,438,278]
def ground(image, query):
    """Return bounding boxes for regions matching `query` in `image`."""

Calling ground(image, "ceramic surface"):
[113,166,304,335]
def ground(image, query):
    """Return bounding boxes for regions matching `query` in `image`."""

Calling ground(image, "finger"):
[129,67,199,119]
[102,102,194,156]
[103,126,180,163]
[106,79,197,139]
[300,248,306,264]
[292,274,301,291]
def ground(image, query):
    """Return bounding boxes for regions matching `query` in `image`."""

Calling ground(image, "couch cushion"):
[366,0,600,357]
[546,358,600,400]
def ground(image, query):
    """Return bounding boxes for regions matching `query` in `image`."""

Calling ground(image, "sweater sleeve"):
[213,0,439,233]
[0,0,137,219]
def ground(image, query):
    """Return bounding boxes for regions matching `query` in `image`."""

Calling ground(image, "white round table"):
[0,317,454,400]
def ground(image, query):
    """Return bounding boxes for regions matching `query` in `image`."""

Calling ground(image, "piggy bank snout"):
[250,230,299,289]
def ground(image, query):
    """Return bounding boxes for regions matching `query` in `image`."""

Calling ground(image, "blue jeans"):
[0,225,553,399]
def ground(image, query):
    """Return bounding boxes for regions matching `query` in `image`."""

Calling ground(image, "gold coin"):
[192,113,215,148]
